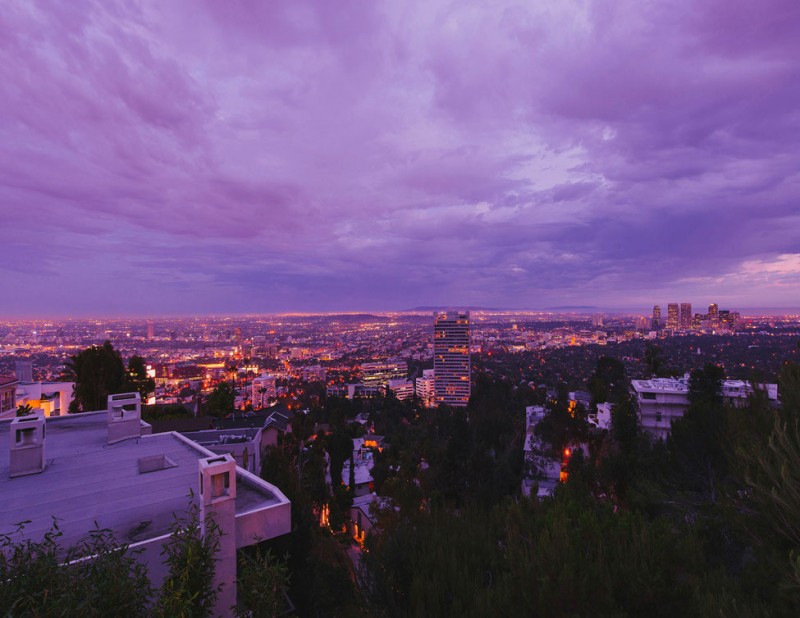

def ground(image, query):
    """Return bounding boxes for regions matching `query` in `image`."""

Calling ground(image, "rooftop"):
[630,377,690,393]
[182,427,261,447]
[0,375,19,388]
[632,376,778,399]
[0,411,286,549]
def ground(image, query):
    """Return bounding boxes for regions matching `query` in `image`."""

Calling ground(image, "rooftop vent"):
[199,454,237,505]
[107,392,142,444]
[138,454,177,474]
[10,410,46,477]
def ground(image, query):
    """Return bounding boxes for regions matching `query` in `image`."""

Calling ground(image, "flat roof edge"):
[158,431,291,511]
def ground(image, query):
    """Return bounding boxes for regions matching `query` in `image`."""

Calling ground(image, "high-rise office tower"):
[433,311,471,407]
[680,303,692,329]
[146,320,155,340]
[708,303,719,327]
[666,304,679,330]
[651,305,661,330]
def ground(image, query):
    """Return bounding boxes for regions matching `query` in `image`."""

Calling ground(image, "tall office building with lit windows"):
[680,303,692,329]
[708,303,719,327]
[666,303,679,330]
[651,305,661,330]
[433,311,471,407]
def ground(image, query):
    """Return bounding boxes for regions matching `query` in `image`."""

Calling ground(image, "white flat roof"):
[0,412,286,549]
[632,377,777,399]
[631,378,689,394]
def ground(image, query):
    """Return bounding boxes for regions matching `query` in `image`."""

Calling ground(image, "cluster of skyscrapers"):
[651,302,739,331]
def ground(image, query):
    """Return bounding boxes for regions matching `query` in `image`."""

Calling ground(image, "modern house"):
[521,405,561,498]
[631,375,779,439]
[0,375,20,419]
[0,392,291,614]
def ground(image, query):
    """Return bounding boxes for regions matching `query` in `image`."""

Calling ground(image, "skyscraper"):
[666,304,679,330]
[651,305,661,330]
[433,311,471,407]
[708,303,719,327]
[680,303,692,329]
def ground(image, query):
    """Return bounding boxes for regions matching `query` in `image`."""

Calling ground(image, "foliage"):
[732,364,800,612]
[154,504,221,618]
[259,436,362,616]
[155,504,221,618]
[205,382,235,418]
[362,491,742,618]
[126,354,156,402]
[668,364,727,500]
[0,520,152,617]
[15,403,33,417]
[235,548,290,618]
[64,340,127,412]
[326,427,354,487]
[141,403,194,423]
[644,342,664,377]
[587,355,626,407]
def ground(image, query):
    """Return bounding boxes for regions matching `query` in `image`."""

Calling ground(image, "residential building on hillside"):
[521,405,561,498]
[15,380,74,417]
[631,375,778,439]
[0,376,19,419]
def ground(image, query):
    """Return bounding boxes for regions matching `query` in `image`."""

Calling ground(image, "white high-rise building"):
[252,374,277,409]
[415,369,435,408]
[433,311,471,407]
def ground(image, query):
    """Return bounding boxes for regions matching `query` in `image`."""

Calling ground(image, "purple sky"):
[2,1,800,317]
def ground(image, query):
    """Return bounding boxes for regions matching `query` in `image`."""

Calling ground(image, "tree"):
[668,364,727,499]
[205,382,235,419]
[125,355,155,403]
[0,503,222,617]
[587,356,626,407]
[235,549,290,617]
[155,505,221,618]
[778,355,800,419]
[64,340,126,412]
[326,428,353,487]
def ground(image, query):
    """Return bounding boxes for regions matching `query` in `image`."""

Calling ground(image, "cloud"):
[1,0,799,315]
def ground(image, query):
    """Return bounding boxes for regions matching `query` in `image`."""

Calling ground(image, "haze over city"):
[2,0,799,317]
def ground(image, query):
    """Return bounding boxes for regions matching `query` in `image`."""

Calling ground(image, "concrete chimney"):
[107,392,142,444]
[199,454,237,613]
[10,411,46,477]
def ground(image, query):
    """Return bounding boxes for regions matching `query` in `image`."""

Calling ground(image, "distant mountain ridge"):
[404,305,601,312]
[405,306,507,312]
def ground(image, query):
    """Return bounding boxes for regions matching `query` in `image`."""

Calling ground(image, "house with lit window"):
[521,405,561,498]
[0,375,19,419]
[15,380,74,417]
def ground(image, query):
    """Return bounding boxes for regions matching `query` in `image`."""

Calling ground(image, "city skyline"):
[2,1,800,317]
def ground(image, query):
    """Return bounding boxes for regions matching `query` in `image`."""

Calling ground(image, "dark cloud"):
[1,0,799,316]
